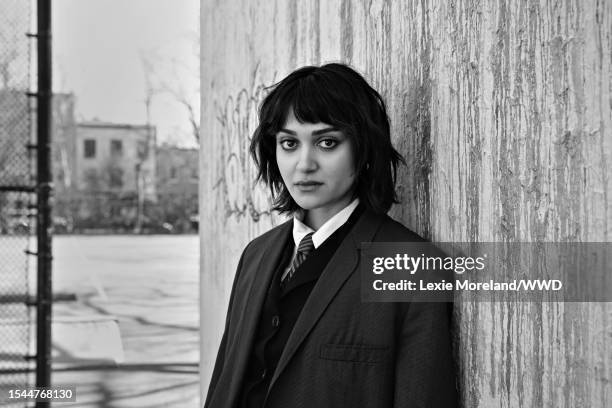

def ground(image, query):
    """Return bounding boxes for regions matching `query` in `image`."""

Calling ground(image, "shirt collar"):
[292,199,360,249]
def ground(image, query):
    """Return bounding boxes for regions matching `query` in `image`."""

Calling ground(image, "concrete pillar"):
[200,1,612,406]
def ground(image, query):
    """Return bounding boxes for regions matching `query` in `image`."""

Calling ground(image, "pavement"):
[2,235,201,407]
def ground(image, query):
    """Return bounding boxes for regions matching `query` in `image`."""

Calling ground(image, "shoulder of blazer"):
[373,213,429,243]
[241,219,293,258]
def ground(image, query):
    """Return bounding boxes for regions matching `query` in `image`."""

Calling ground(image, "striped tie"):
[283,233,314,283]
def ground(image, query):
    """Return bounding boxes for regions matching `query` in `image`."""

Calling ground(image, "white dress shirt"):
[280,199,360,281]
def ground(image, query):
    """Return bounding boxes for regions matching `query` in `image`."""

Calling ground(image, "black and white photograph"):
[0,1,611,407]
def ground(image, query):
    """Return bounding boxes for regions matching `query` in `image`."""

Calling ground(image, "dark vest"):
[238,206,363,408]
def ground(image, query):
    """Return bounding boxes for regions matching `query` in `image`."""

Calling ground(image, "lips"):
[294,181,323,192]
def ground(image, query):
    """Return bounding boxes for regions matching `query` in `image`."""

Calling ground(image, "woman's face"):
[276,110,356,224]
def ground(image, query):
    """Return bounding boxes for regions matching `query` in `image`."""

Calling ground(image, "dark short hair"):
[250,63,404,215]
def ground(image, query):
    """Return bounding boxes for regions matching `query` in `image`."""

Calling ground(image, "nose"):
[295,145,317,173]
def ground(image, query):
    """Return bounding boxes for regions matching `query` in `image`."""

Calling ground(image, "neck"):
[304,210,327,231]
[303,199,353,230]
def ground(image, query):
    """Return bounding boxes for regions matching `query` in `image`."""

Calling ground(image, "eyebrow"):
[277,127,339,136]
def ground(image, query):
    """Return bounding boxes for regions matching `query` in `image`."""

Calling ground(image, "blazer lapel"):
[268,210,384,392]
[221,220,292,408]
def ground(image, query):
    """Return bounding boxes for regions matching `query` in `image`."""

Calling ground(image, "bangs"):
[270,73,352,130]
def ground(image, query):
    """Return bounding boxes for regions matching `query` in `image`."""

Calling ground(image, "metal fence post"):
[35,0,52,406]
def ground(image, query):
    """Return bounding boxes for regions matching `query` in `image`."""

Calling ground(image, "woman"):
[204,63,457,408]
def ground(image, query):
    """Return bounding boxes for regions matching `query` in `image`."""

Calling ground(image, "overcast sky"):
[52,0,200,147]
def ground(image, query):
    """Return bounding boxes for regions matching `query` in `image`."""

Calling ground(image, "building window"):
[137,140,148,160]
[110,140,123,156]
[170,167,177,179]
[109,167,123,188]
[84,139,96,158]
[83,168,99,189]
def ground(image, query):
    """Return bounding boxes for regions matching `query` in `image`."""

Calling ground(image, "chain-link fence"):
[0,0,35,406]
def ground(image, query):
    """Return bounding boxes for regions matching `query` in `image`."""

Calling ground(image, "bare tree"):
[0,41,17,89]
[165,83,200,143]
[0,1,29,178]
[165,29,200,143]
[0,0,27,90]
[135,52,164,232]
[140,29,200,145]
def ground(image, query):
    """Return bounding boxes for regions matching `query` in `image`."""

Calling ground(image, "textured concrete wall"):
[200,0,612,406]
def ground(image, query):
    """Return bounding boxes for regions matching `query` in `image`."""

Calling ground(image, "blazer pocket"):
[319,343,388,363]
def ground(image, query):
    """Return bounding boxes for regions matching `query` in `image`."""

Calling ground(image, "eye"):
[279,139,298,150]
[318,138,338,149]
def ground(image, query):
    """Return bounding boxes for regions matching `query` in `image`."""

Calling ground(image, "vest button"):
[271,315,280,328]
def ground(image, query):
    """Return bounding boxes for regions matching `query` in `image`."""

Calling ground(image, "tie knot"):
[297,233,314,255]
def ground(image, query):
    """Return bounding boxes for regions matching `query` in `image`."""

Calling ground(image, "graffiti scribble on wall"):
[214,66,277,223]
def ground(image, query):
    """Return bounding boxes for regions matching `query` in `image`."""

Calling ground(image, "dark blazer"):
[204,210,457,408]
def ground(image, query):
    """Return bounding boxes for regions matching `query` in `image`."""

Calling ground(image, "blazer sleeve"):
[203,242,251,408]
[393,302,458,407]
